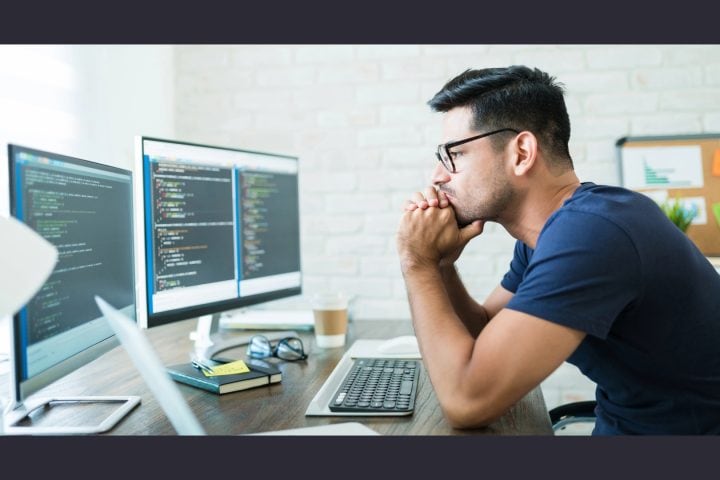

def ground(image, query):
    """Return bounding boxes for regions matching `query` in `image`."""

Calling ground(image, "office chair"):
[548,400,597,434]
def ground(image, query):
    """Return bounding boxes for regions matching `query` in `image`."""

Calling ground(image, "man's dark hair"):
[428,66,573,170]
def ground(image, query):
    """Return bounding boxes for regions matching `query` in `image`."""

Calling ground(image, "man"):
[396,66,720,434]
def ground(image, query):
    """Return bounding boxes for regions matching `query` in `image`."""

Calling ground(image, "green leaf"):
[659,198,697,233]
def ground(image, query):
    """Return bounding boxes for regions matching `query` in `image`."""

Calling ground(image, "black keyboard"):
[329,358,420,414]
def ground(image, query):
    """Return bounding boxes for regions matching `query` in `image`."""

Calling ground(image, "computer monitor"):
[135,137,302,357]
[4,144,140,434]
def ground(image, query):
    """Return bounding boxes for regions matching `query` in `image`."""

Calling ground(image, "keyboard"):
[328,358,420,414]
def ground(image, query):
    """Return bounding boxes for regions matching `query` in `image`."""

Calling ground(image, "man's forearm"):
[440,264,489,337]
[401,263,476,395]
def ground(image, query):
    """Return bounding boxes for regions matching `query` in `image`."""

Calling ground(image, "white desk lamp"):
[0,215,58,434]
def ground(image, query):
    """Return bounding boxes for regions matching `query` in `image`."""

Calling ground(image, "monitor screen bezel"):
[135,136,302,328]
[7,143,136,404]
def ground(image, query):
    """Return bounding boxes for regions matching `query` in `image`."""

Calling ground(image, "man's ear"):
[511,131,538,176]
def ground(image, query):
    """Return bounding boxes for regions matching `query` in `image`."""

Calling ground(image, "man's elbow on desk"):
[436,388,509,429]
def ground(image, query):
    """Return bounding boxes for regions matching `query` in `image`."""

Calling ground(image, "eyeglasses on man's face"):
[435,128,520,173]
[247,335,308,361]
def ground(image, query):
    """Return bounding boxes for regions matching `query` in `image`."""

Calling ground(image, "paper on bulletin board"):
[640,189,668,204]
[682,196,708,225]
[621,145,704,190]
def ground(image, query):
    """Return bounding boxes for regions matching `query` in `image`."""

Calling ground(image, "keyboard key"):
[400,380,413,395]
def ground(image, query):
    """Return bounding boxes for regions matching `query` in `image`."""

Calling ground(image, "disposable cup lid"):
[310,292,348,309]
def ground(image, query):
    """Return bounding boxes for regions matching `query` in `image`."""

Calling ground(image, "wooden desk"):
[2,319,553,435]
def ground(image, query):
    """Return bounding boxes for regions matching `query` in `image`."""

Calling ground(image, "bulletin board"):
[616,134,720,256]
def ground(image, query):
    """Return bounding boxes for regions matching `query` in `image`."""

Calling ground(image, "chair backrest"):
[548,400,597,435]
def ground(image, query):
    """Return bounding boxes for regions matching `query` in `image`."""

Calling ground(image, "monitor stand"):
[189,313,297,361]
[3,395,140,435]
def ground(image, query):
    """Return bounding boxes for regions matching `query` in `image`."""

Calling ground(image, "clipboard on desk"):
[305,340,421,417]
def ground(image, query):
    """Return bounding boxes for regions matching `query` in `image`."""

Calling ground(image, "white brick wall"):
[174,45,720,320]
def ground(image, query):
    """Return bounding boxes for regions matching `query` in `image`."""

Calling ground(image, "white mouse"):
[376,335,419,355]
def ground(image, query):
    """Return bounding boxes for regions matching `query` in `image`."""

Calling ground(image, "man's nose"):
[430,161,451,186]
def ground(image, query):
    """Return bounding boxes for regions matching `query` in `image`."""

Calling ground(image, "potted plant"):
[659,198,698,233]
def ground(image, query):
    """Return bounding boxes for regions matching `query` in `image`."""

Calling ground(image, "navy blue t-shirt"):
[501,183,720,434]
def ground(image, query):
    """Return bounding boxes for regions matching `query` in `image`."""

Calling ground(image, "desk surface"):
[2,319,552,435]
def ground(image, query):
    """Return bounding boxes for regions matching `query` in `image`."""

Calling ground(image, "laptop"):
[96,296,205,435]
[95,296,377,436]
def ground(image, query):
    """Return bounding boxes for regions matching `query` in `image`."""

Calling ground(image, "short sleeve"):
[505,210,641,339]
[500,240,532,293]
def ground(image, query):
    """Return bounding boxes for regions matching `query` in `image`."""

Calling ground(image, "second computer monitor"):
[6,144,139,434]
[136,137,301,328]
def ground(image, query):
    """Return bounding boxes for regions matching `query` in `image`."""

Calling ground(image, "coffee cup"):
[311,293,349,348]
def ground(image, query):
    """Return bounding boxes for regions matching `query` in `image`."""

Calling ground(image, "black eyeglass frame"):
[435,128,520,173]
[247,335,308,361]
